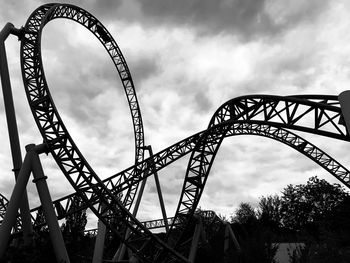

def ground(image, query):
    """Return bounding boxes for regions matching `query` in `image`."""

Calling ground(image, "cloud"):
[1,0,350,228]
[134,0,329,40]
[128,56,160,88]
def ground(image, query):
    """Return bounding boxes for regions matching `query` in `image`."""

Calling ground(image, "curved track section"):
[9,122,350,241]
[20,3,144,211]
[20,4,186,262]
[169,95,350,252]
[17,3,350,262]
[177,95,349,220]
[99,95,350,211]
[210,95,347,139]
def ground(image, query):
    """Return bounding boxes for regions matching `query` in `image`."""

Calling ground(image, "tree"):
[257,195,282,228]
[61,196,89,261]
[231,202,257,224]
[62,196,87,240]
[280,176,349,231]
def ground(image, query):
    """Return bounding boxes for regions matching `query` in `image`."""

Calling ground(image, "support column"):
[92,218,107,263]
[0,22,33,244]
[113,145,169,261]
[113,175,148,262]
[148,146,169,233]
[92,203,107,263]
[29,144,70,263]
[224,222,240,252]
[188,217,203,263]
[0,149,33,258]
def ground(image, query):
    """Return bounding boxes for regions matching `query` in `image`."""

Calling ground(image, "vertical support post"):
[92,216,107,263]
[0,149,33,258]
[113,145,169,261]
[224,222,240,252]
[0,23,33,244]
[227,223,240,251]
[29,144,70,263]
[188,217,203,263]
[148,146,169,233]
[113,174,148,262]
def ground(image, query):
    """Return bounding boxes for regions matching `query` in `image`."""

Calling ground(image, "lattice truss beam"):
[172,94,350,247]
[12,2,350,262]
[6,121,350,237]
[21,4,185,262]
[211,95,347,140]
[84,210,218,236]
[21,3,145,212]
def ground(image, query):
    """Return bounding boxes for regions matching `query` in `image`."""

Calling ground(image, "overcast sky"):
[1,0,350,229]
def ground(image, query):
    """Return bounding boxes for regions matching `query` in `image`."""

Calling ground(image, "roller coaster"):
[1,3,350,263]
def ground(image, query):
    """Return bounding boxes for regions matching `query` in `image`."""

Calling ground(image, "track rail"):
[20,3,145,211]
[7,121,350,240]
[168,95,350,254]
[20,4,185,262]
[14,2,350,262]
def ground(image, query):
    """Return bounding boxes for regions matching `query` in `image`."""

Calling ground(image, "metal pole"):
[113,175,148,262]
[92,219,107,263]
[29,144,70,263]
[0,149,33,258]
[188,217,203,263]
[92,204,107,263]
[0,22,33,244]
[225,222,241,251]
[148,146,169,233]
[113,145,168,261]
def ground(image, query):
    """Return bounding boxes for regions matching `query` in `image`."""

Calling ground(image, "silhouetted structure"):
[1,3,350,263]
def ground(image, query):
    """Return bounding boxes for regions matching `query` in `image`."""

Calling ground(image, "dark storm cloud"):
[35,0,123,21]
[128,56,160,87]
[138,0,272,39]
[135,0,329,40]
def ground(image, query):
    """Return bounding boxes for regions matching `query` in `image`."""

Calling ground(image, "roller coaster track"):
[5,121,350,236]
[0,2,345,262]
[20,4,194,262]
[0,193,7,218]
[84,210,218,236]
[168,96,350,253]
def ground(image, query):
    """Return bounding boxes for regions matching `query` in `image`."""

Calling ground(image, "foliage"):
[280,176,349,231]
[257,195,282,228]
[61,196,87,240]
[231,202,257,224]
[231,202,279,262]
[229,176,350,263]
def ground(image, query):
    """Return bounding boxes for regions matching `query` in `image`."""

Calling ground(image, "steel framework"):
[0,3,349,263]
[4,122,350,237]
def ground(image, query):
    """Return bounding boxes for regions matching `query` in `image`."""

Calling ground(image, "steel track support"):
[113,145,169,262]
[188,217,203,263]
[92,216,107,263]
[113,173,148,262]
[0,146,32,258]
[223,222,240,252]
[92,203,107,263]
[148,146,169,233]
[28,144,70,263]
[0,22,33,245]
[0,144,70,262]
